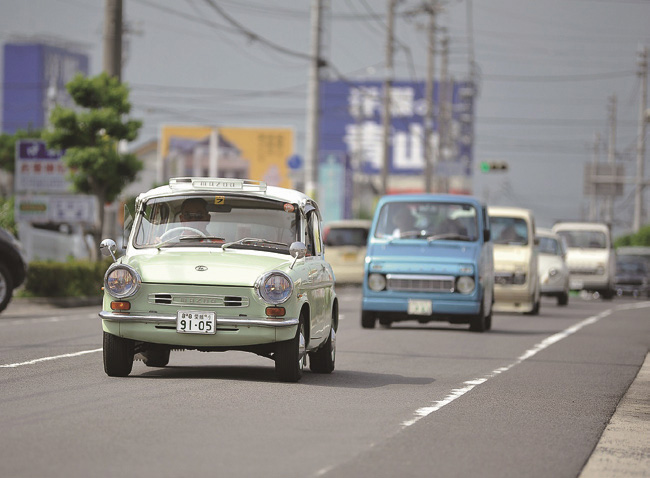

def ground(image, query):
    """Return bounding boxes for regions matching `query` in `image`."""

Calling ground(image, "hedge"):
[22,258,113,298]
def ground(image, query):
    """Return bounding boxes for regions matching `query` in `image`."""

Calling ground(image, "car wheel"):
[469,302,486,332]
[0,263,14,313]
[484,299,493,331]
[275,316,305,382]
[558,291,569,306]
[361,310,376,329]
[103,331,135,377]
[309,325,336,374]
[378,316,392,328]
[142,345,171,367]
[601,288,614,300]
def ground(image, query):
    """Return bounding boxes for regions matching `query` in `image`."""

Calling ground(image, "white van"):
[488,206,540,314]
[551,222,616,300]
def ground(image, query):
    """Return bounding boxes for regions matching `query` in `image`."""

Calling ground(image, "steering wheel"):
[160,227,207,241]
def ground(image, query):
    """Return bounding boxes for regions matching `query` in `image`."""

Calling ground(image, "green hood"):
[124,249,291,286]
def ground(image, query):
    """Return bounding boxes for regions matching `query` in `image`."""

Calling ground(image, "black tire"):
[361,311,376,329]
[0,262,14,313]
[142,346,170,367]
[378,316,392,328]
[469,303,486,332]
[309,326,336,374]
[484,300,493,331]
[557,291,569,306]
[275,318,305,382]
[601,289,614,300]
[103,331,135,377]
[527,299,540,315]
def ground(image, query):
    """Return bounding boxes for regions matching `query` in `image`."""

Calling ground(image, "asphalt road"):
[1,289,648,478]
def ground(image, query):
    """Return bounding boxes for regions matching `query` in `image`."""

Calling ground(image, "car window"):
[324,227,369,247]
[491,217,529,245]
[556,230,607,249]
[538,236,560,255]
[134,195,298,252]
[374,201,478,241]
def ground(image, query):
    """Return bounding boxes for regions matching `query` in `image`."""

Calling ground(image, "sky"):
[1,0,649,235]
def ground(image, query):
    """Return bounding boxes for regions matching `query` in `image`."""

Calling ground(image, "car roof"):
[376,193,484,207]
[136,177,316,212]
[487,206,533,219]
[536,227,559,238]
[552,221,610,233]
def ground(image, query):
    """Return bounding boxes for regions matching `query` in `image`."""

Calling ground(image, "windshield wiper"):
[221,237,288,251]
[155,235,225,249]
[427,233,471,243]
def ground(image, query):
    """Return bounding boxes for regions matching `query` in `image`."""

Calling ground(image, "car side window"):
[306,211,322,257]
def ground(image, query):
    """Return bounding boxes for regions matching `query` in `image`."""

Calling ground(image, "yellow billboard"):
[159,125,293,188]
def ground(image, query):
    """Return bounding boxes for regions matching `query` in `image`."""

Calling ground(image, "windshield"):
[374,201,478,241]
[324,226,369,247]
[491,217,529,245]
[556,230,607,249]
[538,236,561,255]
[133,194,298,252]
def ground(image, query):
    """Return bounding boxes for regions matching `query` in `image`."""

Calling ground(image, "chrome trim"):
[254,271,294,304]
[147,293,250,307]
[99,311,298,327]
[386,274,455,293]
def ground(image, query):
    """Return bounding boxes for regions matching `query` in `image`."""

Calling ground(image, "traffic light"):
[479,161,508,173]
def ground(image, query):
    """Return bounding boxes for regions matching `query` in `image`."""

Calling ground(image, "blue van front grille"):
[386,274,455,293]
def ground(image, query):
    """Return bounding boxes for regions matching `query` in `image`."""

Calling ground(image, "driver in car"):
[180,197,211,235]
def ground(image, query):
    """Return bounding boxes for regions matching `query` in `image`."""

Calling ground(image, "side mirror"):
[483,229,491,242]
[100,238,118,262]
[289,241,307,269]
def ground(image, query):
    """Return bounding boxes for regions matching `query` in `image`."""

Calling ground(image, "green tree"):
[614,224,650,248]
[0,128,42,174]
[43,72,143,253]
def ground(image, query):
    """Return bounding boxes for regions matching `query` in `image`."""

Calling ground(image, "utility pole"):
[305,0,324,199]
[589,133,601,222]
[424,0,437,193]
[439,32,450,193]
[381,0,397,196]
[633,46,648,232]
[604,95,617,227]
[103,0,123,81]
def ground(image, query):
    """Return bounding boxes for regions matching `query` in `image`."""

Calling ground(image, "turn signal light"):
[111,301,131,311]
[265,307,286,317]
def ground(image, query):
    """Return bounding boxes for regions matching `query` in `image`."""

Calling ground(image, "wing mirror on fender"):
[289,241,307,269]
[100,238,118,262]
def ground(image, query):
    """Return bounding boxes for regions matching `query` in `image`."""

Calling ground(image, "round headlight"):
[256,271,293,304]
[368,273,387,291]
[104,264,141,299]
[456,276,475,294]
[548,268,558,277]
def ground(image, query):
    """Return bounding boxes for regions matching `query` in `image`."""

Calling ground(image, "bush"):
[614,224,650,248]
[22,258,112,298]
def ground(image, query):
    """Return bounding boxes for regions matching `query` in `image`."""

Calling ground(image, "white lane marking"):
[401,302,650,428]
[0,348,102,368]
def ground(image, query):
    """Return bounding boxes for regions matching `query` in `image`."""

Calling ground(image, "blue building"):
[2,42,89,133]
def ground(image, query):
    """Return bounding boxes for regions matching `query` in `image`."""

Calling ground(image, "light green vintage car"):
[99,178,338,382]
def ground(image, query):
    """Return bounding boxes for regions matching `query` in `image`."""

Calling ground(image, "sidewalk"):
[579,352,650,477]
[1,296,101,318]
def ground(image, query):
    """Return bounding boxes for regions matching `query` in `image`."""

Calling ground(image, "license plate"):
[408,299,432,316]
[177,310,216,334]
[570,279,584,290]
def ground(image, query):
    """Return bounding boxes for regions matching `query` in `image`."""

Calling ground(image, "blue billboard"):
[2,43,89,133]
[319,80,474,178]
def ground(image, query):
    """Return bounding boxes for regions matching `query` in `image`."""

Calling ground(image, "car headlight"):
[368,273,387,291]
[256,271,293,304]
[104,264,141,299]
[456,276,475,294]
[548,268,558,277]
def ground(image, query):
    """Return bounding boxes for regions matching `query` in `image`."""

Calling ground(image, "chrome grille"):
[148,293,249,307]
[386,274,454,293]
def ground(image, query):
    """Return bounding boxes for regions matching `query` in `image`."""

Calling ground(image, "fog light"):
[111,301,131,311]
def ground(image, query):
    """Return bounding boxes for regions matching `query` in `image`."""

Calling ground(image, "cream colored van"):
[551,222,616,300]
[488,206,540,314]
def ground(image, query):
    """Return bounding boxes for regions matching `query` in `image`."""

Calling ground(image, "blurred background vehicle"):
[489,206,540,315]
[536,228,570,306]
[614,256,650,298]
[552,222,616,300]
[323,220,371,284]
[0,227,28,312]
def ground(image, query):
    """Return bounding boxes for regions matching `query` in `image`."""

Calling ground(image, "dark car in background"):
[0,227,28,312]
[615,256,650,298]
